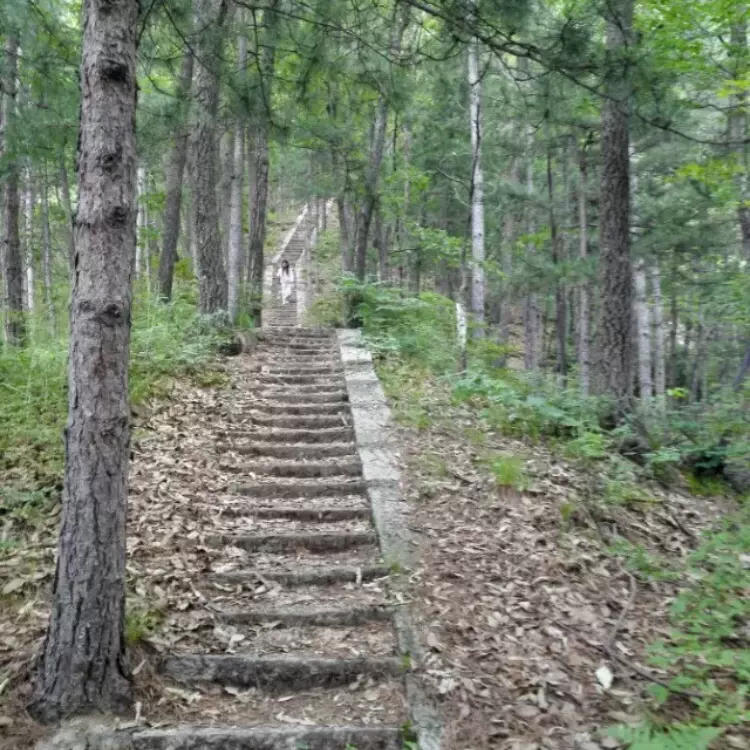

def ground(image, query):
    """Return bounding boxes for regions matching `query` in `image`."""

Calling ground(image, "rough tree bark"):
[30,0,138,721]
[135,166,146,279]
[158,49,194,301]
[193,0,231,313]
[2,36,24,346]
[468,12,485,336]
[595,0,634,415]
[577,142,591,395]
[354,6,409,281]
[247,0,280,325]
[219,129,233,266]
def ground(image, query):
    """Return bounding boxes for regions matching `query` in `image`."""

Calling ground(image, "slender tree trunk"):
[135,167,146,279]
[595,0,634,414]
[158,49,194,301]
[668,250,678,387]
[524,142,541,370]
[24,168,36,316]
[547,141,567,379]
[633,257,652,398]
[30,0,138,721]
[468,16,485,336]
[42,163,56,333]
[354,6,409,280]
[577,142,591,395]
[1,36,24,346]
[219,129,233,266]
[651,262,666,401]
[729,17,750,260]
[499,156,519,355]
[193,0,231,313]
[60,157,76,279]
[228,124,245,322]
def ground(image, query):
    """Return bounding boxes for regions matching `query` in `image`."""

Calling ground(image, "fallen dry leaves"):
[388,378,735,750]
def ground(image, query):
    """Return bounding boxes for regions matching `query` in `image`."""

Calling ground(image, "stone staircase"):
[126,205,415,749]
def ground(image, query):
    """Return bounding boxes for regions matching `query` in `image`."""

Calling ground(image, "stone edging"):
[338,329,443,750]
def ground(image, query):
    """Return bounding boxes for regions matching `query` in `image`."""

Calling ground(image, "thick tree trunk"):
[228,124,245,323]
[30,0,138,722]
[158,50,194,301]
[633,257,652,398]
[247,0,279,325]
[2,36,24,346]
[577,143,591,395]
[595,0,634,415]
[337,195,352,274]
[468,19,485,336]
[60,158,76,279]
[354,6,408,280]
[193,0,231,313]
[650,262,666,400]
[248,128,269,322]
[42,164,56,333]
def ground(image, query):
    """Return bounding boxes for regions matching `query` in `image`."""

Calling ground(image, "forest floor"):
[379,370,745,750]
[0,346,745,749]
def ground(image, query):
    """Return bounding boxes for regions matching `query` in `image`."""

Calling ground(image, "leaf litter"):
[387,378,736,750]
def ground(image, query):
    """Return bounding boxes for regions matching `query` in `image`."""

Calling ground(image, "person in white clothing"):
[277,259,295,304]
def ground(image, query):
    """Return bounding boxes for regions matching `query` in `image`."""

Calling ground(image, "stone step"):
[130,727,403,750]
[220,427,354,443]
[218,604,393,627]
[219,442,357,458]
[245,413,349,429]
[236,478,366,498]
[259,383,345,395]
[216,505,370,521]
[254,374,346,386]
[206,531,376,552]
[262,366,343,376]
[256,329,332,339]
[262,341,336,351]
[215,564,390,587]
[161,654,403,691]
[251,402,349,416]
[256,391,348,404]
[221,458,361,478]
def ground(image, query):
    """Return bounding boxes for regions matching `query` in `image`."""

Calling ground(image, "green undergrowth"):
[311,279,750,743]
[0,285,231,523]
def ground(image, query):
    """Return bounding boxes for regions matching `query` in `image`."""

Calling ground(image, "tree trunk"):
[158,49,194,301]
[729,17,750,260]
[337,195,352,274]
[577,142,591,395]
[193,0,231,313]
[547,141,566,379]
[633,257,652,398]
[24,168,36,316]
[651,262,666,400]
[499,157,519,356]
[354,6,408,280]
[523,143,541,370]
[595,0,634,415]
[135,167,146,279]
[60,157,76,279]
[247,1,279,325]
[228,124,245,322]
[468,15,485,336]
[219,129,233,266]
[30,0,138,721]
[668,250,678,387]
[42,163,56,333]
[1,36,24,346]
